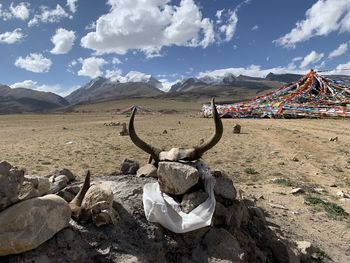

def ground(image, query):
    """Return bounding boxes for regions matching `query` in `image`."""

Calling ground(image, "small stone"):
[296,241,315,256]
[336,190,349,198]
[314,188,326,193]
[48,175,69,194]
[269,203,288,210]
[291,188,304,194]
[292,157,299,162]
[120,159,139,175]
[330,184,337,188]
[136,164,157,178]
[181,190,208,213]
[329,137,338,142]
[162,129,168,134]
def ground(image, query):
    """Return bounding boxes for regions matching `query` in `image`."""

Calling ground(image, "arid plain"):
[0,98,349,262]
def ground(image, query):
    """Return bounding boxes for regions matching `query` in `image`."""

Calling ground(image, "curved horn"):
[128,106,161,162]
[70,170,91,207]
[194,98,223,157]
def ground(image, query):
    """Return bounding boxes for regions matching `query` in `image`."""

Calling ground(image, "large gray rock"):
[0,161,24,211]
[212,171,236,201]
[18,175,50,201]
[81,182,117,227]
[157,162,199,195]
[0,194,71,256]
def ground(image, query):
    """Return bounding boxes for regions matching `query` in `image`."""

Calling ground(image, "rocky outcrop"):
[0,194,71,256]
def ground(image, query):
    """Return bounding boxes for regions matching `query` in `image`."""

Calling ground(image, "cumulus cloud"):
[300,51,324,69]
[66,0,78,13]
[50,28,76,54]
[274,0,350,47]
[0,28,24,44]
[77,57,107,78]
[328,42,348,59]
[10,80,77,96]
[15,53,52,73]
[81,0,221,57]
[251,25,259,31]
[112,58,122,64]
[28,4,71,27]
[0,2,31,20]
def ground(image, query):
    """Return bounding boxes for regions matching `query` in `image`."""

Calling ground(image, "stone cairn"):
[233,124,241,134]
[1,99,315,262]
[119,122,129,136]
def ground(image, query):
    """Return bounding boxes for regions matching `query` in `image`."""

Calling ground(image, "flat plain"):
[0,98,349,262]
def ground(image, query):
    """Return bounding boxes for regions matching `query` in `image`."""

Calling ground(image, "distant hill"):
[169,74,283,100]
[0,84,69,114]
[265,73,303,83]
[65,77,164,105]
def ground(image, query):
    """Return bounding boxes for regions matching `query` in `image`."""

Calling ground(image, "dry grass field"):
[0,98,349,262]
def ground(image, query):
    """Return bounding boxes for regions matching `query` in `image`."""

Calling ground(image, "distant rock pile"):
[1,160,315,262]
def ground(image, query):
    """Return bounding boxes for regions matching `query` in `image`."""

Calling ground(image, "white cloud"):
[15,53,52,73]
[112,57,122,64]
[215,9,224,23]
[0,28,24,44]
[300,50,324,69]
[326,61,350,75]
[274,0,350,47]
[0,2,30,20]
[81,0,218,56]
[251,25,259,31]
[329,42,348,59]
[66,0,78,13]
[77,57,107,78]
[105,69,123,81]
[28,4,71,27]
[50,28,76,54]
[219,10,238,41]
[10,80,77,96]
[85,21,96,30]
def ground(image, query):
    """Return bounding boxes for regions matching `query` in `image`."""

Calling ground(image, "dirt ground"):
[0,101,349,262]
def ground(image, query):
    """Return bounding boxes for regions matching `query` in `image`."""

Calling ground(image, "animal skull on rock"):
[128,98,223,164]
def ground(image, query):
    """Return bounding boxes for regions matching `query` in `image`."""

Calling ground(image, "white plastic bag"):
[143,161,216,233]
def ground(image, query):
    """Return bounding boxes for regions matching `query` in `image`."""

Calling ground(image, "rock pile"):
[3,172,310,263]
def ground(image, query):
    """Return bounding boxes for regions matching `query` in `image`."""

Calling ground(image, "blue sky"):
[1,0,350,95]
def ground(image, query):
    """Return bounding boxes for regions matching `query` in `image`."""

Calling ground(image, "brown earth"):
[0,98,349,262]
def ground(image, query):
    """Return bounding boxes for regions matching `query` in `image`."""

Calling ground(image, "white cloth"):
[143,161,216,233]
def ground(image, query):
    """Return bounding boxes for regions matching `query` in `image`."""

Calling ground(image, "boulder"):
[18,175,50,201]
[120,159,139,175]
[157,162,199,195]
[81,182,117,226]
[0,194,71,256]
[181,190,208,213]
[212,171,236,202]
[57,183,82,202]
[48,175,69,194]
[136,164,157,178]
[0,162,24,211]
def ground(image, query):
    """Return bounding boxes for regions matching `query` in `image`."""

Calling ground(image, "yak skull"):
[128,98,223,164]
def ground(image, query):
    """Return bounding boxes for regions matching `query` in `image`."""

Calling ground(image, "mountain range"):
[1,72,349,113]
